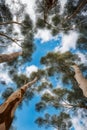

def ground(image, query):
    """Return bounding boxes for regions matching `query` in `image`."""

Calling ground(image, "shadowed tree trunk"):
[71,64,87,97]
[0,77,37,130]
[0,51,22,63]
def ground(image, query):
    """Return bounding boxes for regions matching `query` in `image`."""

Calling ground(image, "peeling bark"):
[0,77,37,130]
[0,51,22,63]
[71,64,87,97]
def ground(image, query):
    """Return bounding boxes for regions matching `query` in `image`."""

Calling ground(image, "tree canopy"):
[0,0,87,130]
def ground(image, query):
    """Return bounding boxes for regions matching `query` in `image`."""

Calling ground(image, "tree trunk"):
[0,51,22,63]
[0,77,37,130]
[71,64,87,97]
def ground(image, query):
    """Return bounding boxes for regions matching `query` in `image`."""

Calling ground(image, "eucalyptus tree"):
[0,0,35,59]
[0,77,37,130]
[33,51,87,130]
[0,0,87,130]
[35,0,87,48]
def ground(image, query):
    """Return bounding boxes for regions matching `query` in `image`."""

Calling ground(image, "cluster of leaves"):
[35,112,72,130]
[33,51,87,129]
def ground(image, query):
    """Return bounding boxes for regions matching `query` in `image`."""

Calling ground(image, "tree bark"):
[0,51,22,63]
[0,77,37,130]
[71,64,87,97]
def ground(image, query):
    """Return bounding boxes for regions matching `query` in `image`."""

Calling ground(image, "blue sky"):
[11,35,86,130]
[12,37,62,130]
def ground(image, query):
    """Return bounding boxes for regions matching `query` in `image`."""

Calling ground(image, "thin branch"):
[67,0,87,20]
[61,99,87,110]
[44,19,73,31]
[0,33,23,48]
[0,21,23,26]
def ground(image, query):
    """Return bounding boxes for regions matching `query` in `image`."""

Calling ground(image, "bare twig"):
[0,21,23,26]
[0,33,23,48]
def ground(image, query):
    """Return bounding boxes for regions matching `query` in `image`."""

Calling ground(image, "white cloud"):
[35,29,53,43]
[0,63,12,84]
[71,109,87,130]
[21,0,36,23]
[58,31,79,52]
[5,43,22,54]
[25,65,38,77]
[59,0,67,14]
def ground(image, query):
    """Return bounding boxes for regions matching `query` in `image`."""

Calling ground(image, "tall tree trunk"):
[71,64,87,97]
[0,51,22,63]
[67,0,87,20]
[0,77,37,130]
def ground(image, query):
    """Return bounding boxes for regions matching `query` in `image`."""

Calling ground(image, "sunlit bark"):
[0,52,22,63]
[0,77,37,130]
[71,64,87,97]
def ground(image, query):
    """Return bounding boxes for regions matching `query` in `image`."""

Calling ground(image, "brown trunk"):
[71,64,87,97]
[0,51,22,63]
[0,77,37,130]
[67,0,87,20]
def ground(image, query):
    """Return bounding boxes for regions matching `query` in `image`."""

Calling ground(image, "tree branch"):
[0,33,22,48]
[67,0,87,20]
[0,51,22,63]
[0,21,22,26]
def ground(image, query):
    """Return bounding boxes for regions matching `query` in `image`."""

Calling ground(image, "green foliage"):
[35,112,72,130]
[40,51,80,85]
[30,69,46,80]
[2,87,14,100]
[77,36,87,51]
[36,18,45,28]
[13,74,29,88]
[37,82,53,92]
[21,14,33,35]
[22,33,35,61]
[41,92,54,102]
[35,101,46,112]
[0,3,12,22]
[52,15,60,26]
